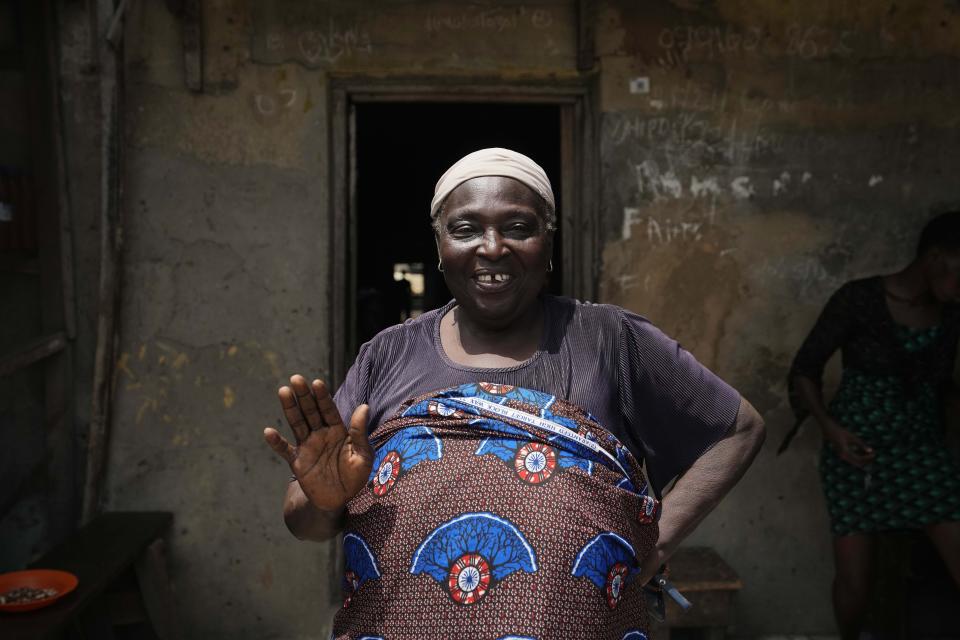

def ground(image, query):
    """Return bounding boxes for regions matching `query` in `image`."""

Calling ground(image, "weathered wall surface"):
[89,1,960,638]
[596,0,960,635]
[104,2,578,638]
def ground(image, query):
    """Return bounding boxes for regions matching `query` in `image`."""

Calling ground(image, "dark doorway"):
[354,102,563,347]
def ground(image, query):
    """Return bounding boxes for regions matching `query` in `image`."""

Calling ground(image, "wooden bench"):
[651,546,743,640]
[0,511,179,640]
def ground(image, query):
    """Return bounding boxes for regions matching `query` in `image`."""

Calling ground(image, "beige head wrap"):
[430,148,555,225]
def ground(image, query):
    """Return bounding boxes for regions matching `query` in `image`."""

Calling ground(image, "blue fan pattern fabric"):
[332,383,660,640]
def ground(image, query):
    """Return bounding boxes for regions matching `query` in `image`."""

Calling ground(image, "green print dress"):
[790,277,960,536]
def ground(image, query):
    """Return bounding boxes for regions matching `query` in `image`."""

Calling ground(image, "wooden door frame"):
[327,77,599,387]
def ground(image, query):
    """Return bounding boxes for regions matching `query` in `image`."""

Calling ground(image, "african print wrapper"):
[332,383,659,640]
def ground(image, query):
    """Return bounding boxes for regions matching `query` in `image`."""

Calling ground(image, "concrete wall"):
[84,1,960,638]
[596,2,960,634]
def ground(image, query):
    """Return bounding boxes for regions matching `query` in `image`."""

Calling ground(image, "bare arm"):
[639,396,765,583]
[281,480,346,541]
[792,375,832,425]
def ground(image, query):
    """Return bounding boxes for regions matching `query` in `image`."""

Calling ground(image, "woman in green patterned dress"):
[789,211,960,640]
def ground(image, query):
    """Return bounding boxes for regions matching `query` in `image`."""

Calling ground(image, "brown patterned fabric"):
[332,383,659,640]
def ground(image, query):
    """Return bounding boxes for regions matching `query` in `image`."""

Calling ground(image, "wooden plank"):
[0,332,67,377]
[105,0,130,49]
[0,512,172,640]
[347,102,357,363]
[666,589,737,627]
[577,82,600,302]
[560,103,577,298]
[44,349,76,548]
[669,577,744,592]
[577,0,596,72]
[134,538,182,640]
[83,0,125,525]
[329,88,349,389]
[181,0,202,92]
[13,0,77,551]
[348,84,587,101]
[42,0,77,342]
[667,547,742,591]
[36,0,80,546]
[328,88,350,605]
[350,93,581,104]
[37,0,77,537]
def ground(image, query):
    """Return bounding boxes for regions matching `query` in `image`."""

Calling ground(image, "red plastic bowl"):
[0,569,79,612]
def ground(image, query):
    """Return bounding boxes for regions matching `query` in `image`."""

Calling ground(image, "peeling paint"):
[224,386,236,409]
[263,350,282,377]
[772,171,791,196]
[136,396,159,425]
[730,176,755,199]
[116,353,136,380]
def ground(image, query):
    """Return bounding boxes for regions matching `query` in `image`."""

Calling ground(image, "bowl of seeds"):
[0,569,78,612]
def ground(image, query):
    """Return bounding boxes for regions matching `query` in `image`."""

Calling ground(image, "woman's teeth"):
[477,274,511,283]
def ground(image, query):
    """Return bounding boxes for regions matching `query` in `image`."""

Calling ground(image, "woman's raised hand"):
[263,375,372,511]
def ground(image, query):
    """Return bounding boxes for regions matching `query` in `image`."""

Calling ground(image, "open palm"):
[263,375,372,511]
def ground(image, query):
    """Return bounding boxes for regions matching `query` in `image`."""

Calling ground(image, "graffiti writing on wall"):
[653,22,861,67]
[263,18,373,66]
[424,6,554,32]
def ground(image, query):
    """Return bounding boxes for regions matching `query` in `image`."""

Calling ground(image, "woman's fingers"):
[848,433,873,455]
[314,379,344,428]
[277,385,310,442]
[263,427,296,465]
[840,433,875,467]
[290,375,324,431]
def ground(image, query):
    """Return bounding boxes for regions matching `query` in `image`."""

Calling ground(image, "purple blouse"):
[334,295,741,495]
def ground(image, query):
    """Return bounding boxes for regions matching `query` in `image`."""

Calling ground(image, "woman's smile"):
[473,270,515,290]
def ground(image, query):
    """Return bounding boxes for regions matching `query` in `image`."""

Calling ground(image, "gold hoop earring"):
[547,260,553,273]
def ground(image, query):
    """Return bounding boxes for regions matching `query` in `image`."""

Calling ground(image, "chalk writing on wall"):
[604,110,926,195]
[252,89,298,117]
[752,256,841,293]
[424,6,555,32]
[605,112,789,167]
[251,1,575,68]
[623,208,704,245]
[653,22,859,67]
[263,20,373,65]
[631,161,790,207]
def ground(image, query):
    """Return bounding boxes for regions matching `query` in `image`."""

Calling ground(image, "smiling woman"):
[437,176,552,365]
[263,148,765,640]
